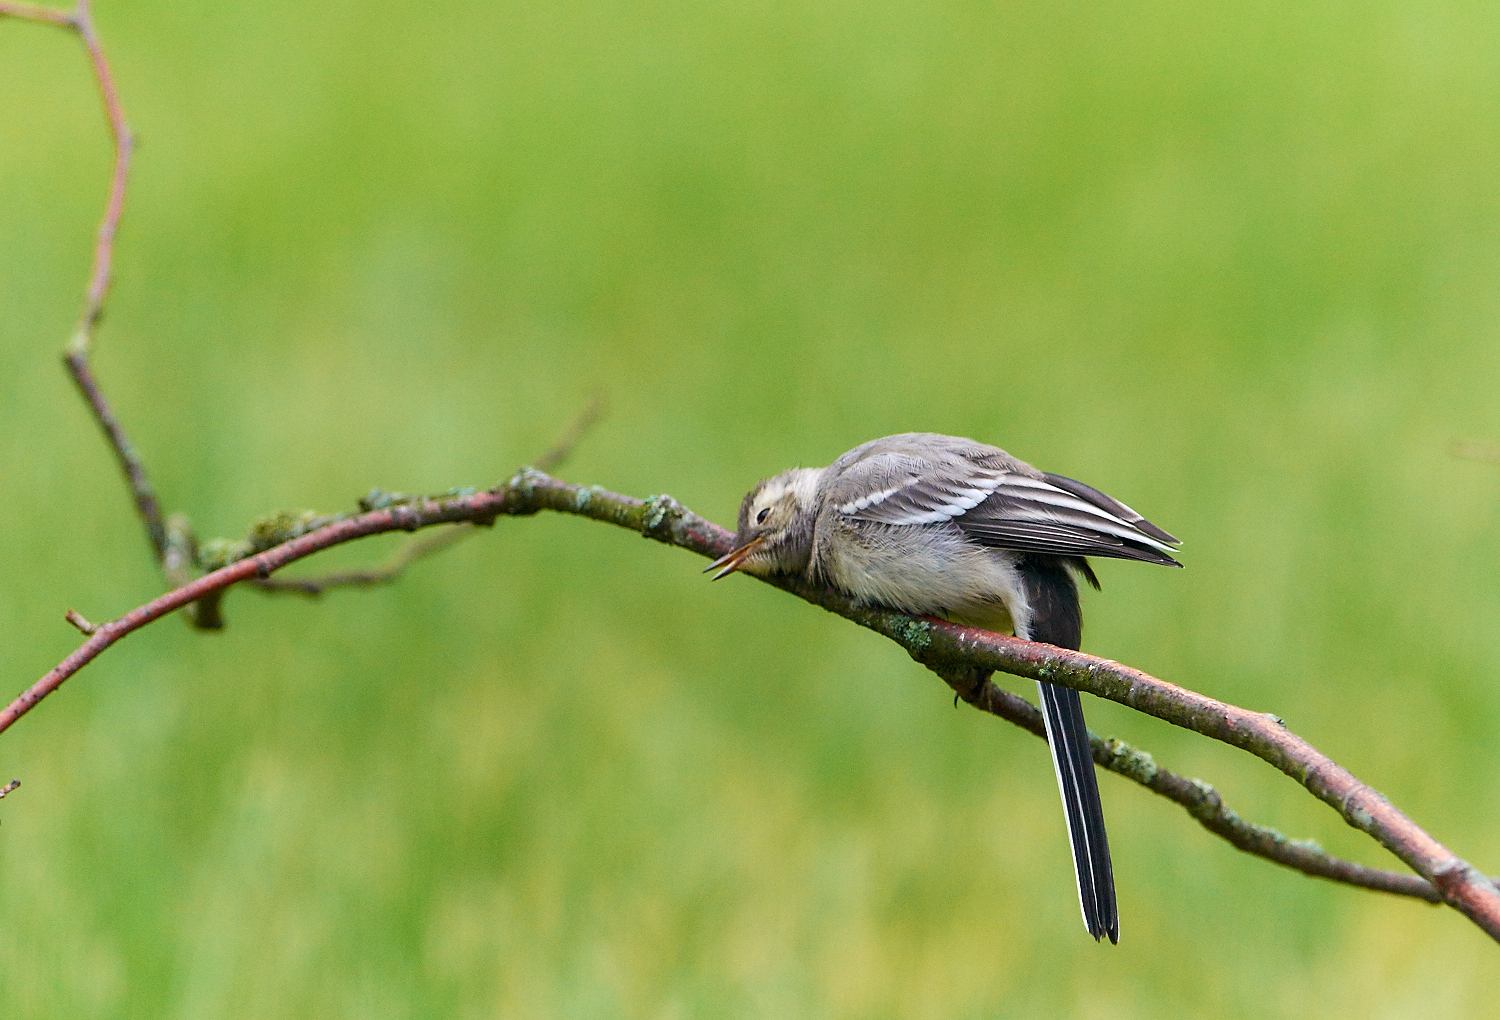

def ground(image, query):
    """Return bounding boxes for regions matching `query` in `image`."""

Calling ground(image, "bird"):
[704,432,1180,943]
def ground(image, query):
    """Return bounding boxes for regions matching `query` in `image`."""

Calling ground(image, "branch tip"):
[532,392,607,474]
[64,609,98,635]
[0,3,75,26]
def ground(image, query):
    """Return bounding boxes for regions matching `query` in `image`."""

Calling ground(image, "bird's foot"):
[942,666,993,709]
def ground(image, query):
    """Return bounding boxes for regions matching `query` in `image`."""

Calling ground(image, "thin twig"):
[4,2,166,560]
[254,395,607,596]
[533,392,606,473]
[64,0,165,560]
[0,779,18,800]
[955,672,1451,902]
[64,609,97,635]
[0,3,73,26]
[70,0,131,341]
[252,525,475,596]
[7,471,1497,938]
[64,352,166,560]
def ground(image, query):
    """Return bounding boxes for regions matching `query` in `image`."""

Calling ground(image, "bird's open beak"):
[704,536,764,580]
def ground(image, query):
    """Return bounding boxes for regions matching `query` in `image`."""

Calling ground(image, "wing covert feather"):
[824,438,1180,567]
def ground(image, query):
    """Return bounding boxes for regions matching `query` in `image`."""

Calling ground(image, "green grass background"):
[4,0,1500,1015]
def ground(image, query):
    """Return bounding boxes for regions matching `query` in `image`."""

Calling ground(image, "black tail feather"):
[1037,681,1119,943]
[1019,555,1119,944]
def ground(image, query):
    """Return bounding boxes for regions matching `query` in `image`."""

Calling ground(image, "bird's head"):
[706,468,822,580]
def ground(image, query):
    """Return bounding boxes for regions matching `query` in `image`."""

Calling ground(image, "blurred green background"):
[3,0,1500,1015]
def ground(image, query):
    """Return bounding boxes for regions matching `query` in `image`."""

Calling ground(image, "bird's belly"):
[820,526,1030,636]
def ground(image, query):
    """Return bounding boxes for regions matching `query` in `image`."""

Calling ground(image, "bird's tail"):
[1018,554,1119,943]
[1036,679,1118,943]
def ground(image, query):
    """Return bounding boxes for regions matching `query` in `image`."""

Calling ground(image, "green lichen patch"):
[197,506,347,571]
[1101,738,1159,785]
[574,486,606,511]
[359,489,407,512]
[197,537,252,572]
[888,616,932,654]
[641,494,684,540]
[507,467,548,500]
[247,510,329,553]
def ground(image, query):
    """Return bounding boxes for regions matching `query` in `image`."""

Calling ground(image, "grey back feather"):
[818,433,1181,568]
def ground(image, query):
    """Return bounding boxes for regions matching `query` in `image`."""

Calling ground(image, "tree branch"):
[6,470,1495,937]
[2,1,166,561]
[250,525,477,596]
[0,2,72,27]
[951,671,1453,902]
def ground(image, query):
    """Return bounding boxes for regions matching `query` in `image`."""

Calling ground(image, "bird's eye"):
[756,507,771,524]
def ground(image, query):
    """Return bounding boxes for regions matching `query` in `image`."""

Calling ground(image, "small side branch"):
[64,0,166,561]
[0,779,18,800]
[532,392,605,473]
[65,350,166,560]
[252,395,606,597]
[252,525,475,596]
[64,609,97,635]
[3,1,165,560]
[0,2,71,24]
[955,672,1450,902]
[70,0,131,341]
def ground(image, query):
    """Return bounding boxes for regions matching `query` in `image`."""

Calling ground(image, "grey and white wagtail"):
[706,433,1181,943]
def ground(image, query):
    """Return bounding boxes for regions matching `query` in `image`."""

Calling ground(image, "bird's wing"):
[830,449,1181,568]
